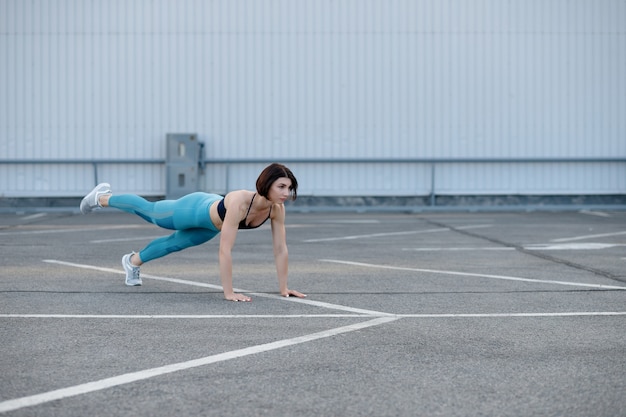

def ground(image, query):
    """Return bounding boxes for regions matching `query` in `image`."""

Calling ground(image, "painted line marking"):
[579,210,611,218]
[551,230,626,243]
[524,243,626,250]
[404,243,626,251]
[0,316,398,414]
[322,219,380,224]
[0,314,375,319]
[43,259,225,289]
[320,259,626,290]
[20,213,47,221]
[403,247,514,252]
[303,224,492,243]
[303,227,449,243]
[9,257,624,413]
[90,236,165,244]
[42,260,391,316]
[452,225,493,231]
[395,312,626,318]
[270,294,394,316]
[0,225,145,236]
[2,312,625,320]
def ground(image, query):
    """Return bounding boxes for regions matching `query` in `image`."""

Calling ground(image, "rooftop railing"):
[2,157,625,210]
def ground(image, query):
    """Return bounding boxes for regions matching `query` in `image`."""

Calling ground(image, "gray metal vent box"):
[166,133,204,199]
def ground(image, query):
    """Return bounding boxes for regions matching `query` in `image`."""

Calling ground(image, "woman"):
[80,163,306,302]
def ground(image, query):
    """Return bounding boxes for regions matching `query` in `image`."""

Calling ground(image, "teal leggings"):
[108,192,222,262]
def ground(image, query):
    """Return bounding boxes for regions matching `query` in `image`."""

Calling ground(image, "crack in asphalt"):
[423,219,626,284]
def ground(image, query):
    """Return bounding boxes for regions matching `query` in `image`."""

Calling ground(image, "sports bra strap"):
[217,193,271,230]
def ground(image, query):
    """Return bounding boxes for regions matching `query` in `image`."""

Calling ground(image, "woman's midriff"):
[209,199,223,231]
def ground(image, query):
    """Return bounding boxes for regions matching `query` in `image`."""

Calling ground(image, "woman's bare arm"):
[218,191,251,302]
[271,204,306,298]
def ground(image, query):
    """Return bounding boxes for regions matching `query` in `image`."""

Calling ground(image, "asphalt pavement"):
[1,208,625,416]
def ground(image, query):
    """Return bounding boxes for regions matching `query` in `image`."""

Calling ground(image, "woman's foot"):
[80,183,112,214]
[122,252,142,286]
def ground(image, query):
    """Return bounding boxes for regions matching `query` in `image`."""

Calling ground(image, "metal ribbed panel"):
[0,0,624,197]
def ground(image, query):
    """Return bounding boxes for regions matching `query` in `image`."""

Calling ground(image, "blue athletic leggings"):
[108,192,222,262]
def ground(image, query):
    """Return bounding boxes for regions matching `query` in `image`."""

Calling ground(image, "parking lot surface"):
[1,209,625,416]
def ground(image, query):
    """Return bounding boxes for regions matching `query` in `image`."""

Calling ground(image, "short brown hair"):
[256,163,298,201]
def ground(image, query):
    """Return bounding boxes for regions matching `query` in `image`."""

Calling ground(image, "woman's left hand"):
[281,289,307,298]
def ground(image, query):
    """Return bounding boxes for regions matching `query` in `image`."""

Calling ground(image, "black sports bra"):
[217,193,271,230]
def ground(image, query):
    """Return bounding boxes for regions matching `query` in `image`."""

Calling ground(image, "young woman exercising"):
[80,163,306,302]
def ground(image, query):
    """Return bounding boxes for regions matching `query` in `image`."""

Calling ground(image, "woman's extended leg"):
[138,228,219,262]
[81,184,222,286]
[106,192,220,231]
[121,227,219,286]
[99,190,222,286]
[105,192,221,260]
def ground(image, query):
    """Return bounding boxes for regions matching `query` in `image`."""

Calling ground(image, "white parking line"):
[320,259,626,290]
[7,258,623,414]
[579,210,611,218]
[3,312,625,320]
[396,312,626,318]
[42,260,391,316]
[303,227,450,243]
[43,259,224,288]
[20,213,47,221]
[0,225,145,236]
[303,224,492,243]
[405,243,626,251]
[90,236,165,244]
[403,247,514,252]
[525,243,626,250]
[0,316,398,414]
[322,219,381,224]
[0,314,374,319]
[551,230,626,243]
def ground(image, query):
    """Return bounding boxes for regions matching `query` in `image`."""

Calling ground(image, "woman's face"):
[267,177,293,203]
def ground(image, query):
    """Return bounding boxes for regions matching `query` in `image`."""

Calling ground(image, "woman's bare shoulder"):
[225,190,252,202]
[224,190,254,212]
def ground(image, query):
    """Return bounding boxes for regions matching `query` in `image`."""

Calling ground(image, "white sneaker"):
[80,183,111,214]
[122,252,142,286]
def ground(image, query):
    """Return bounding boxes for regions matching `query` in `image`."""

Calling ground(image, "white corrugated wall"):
[0,0,624,197]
